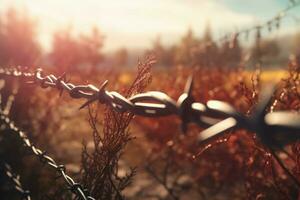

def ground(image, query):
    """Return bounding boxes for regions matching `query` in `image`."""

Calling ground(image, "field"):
[1,1,300,200]
[0,61,299,199]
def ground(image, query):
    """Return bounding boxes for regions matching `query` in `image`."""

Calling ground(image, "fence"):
[196,1,300,52]
[0,67,300,199]
[0,2,300,199]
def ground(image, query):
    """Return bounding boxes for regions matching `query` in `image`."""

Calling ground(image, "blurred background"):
[0,0,300,70]
[0,0,300,199]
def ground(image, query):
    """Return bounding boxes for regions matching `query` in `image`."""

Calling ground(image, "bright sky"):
[1,0,299,52]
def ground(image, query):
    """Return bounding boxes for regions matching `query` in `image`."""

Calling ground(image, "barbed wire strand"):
[0,162,31,200]
[0,111,95,200]
[1,67,300,189]
[0,80,31,199]
[209,0,300,46]
[0,68,299,145]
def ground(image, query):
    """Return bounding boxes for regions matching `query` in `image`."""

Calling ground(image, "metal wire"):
[210,0,300,45]
[0,112,95,200]
[1,67,300,195]
[0,67,300,149]
[1,162,31,200]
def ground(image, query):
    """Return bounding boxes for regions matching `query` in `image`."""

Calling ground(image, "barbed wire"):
[0,162,31,200]
[1,67,300,191]
[0,111,95,200]
[0,67,299,147]
[215,0,300,45]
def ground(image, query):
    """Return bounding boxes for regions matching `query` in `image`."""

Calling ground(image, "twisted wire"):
[0,112,94,200]
[1,162,31,200]
[0,67,300,148]
[212,0,300,44]
[1,67,300,192]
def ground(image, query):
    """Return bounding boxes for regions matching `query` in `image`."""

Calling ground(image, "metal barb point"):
[254,84,276,116]
[79,80,108,109]
[184,75,194,96]
[178,75,195,133]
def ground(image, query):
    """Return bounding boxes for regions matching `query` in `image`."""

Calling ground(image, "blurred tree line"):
[0,8,41,67]
[1,7,300,71]
[149,24,294,68]
[0,8,105,74]
[50,26,104,73]
[150,24,242,68]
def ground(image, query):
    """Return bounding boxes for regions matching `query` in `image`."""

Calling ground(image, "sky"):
[0,0,299,52]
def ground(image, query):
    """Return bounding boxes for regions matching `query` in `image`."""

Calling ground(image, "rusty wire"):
[0,112,95,200]
[1,162,31,200]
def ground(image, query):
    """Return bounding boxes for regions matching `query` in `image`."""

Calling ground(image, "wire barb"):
[1,67,300,148]
[1,67,300,195]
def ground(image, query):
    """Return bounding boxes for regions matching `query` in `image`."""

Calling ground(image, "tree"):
[151,36,175,67]
[50,27,80,72]
[50,27,104,73]
[78,27,104,67]
[251,38,280,66]
[175,28,199,66]
[219,34,242,67]
[113,48,128,67]
[203,23,213,43]
[192,23,219,67]
[0,8,41,68]
[292,32,300,64]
